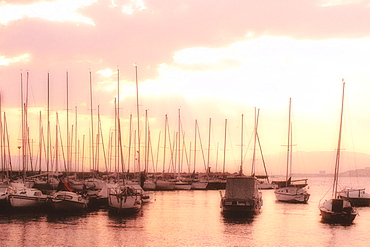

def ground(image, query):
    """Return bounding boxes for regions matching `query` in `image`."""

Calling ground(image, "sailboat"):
[274,98,310,203]
[319,81,357,223]
[220,114,263,214]
[50,180,88,212]
[107,66,143,213]
[9,72,48,210]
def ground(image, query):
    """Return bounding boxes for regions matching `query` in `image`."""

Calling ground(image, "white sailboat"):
[319,81,357,224]
[50,181,88,212]
[107,66,143,213]
[274,98,310,203]
[9,73,48,210]
[108,184,142,213]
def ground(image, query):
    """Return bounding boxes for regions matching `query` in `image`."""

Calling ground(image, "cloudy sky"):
[1,0,370,175]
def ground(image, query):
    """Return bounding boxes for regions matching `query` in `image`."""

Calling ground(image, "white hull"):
[108,186,142,213]
[108,194,142,212]
[191,181,208,190]
[9,186,48,208]
[9,195,47,208]
[51,191,88,212]
[275,186,310,203]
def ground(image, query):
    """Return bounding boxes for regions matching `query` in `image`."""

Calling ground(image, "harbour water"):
[0,176,369,246]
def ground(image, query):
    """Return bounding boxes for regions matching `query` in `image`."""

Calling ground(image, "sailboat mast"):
[333,81,345,198]
[240,114,244,175]
[286,98,292,185]
[66,71,70,173]
[20,72,24,177]
[251,108,260,176]
[163,115,168,175]
[116,69,120,175]
[47,73,50,180]
[207,118,211,174]
[89,71,94,172]
[135,64,141,173]
[223,119,227,174]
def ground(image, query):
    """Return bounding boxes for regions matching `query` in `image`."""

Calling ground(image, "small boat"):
[9,182,48,209]
[338,188,370,207]
[51,191,88,212]
[220,175,263,214]
[191,180,208,190]
[50,181,88,212]
[274,182,310,203]
[319,198,357,224]
[319,81,357,224]
[108,185,142,213]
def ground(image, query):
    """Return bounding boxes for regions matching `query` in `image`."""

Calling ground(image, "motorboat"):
[220,176,262,214]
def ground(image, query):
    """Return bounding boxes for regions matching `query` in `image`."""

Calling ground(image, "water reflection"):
[221,212,255,224]
[0,210,45,224]
[107,209,143,228]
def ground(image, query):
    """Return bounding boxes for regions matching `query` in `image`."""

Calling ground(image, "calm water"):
[1,177,370,246]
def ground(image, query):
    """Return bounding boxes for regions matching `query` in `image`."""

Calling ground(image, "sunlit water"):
[0,177,370,246]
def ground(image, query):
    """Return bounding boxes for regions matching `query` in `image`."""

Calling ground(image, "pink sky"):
[1,0,370,175]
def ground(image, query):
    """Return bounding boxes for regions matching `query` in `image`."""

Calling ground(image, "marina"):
[0,176,369,246]
[2,1,370,246]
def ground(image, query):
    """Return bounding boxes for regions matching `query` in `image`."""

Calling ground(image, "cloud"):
[0,0,96,25]
[0,53,30,65]
[1,0,370,83]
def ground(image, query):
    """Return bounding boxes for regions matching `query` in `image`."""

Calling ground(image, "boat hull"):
[338,188,370,207]
[339,197,370,207]
[108,186,142,213]
[191,181,208,190]
[221,197,262,213]
[108,195,142,213]
[274,186,310,203]
[319,199,357,224]
[319,209,357,224]
[9,195,48,208]
[50,191,88,212]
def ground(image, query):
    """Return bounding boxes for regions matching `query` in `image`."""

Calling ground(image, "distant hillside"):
[262,151,370,176]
